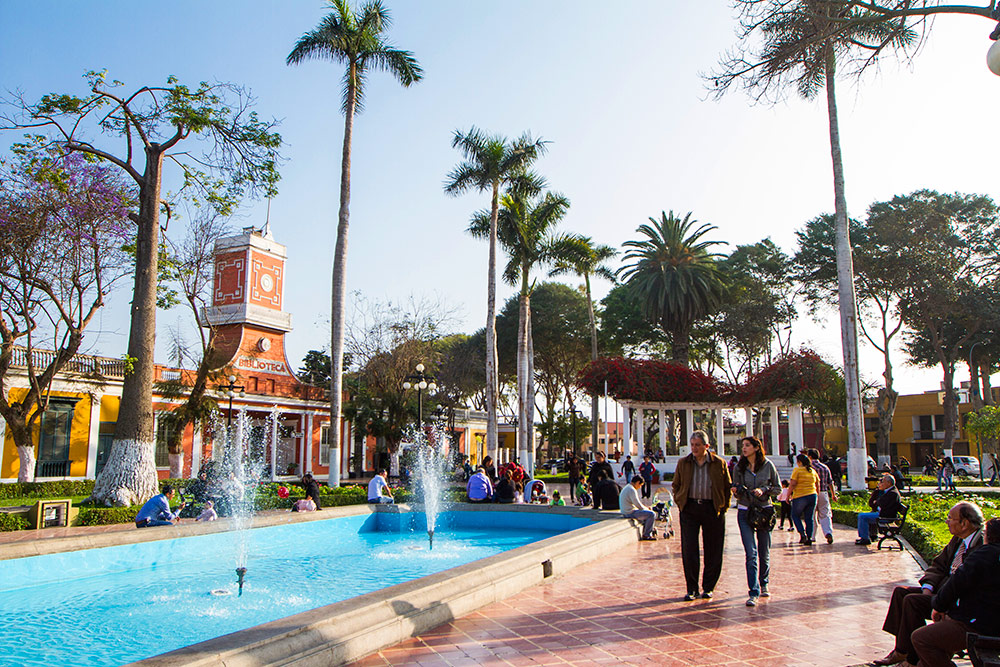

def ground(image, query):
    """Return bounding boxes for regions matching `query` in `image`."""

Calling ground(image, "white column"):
[360,425,367,475]
[305,413,314,475]
[622,406,631,458]
[635,408,644,456]
[770,405,780,457]
[191,425,202,477]
[744,407,754,438]
[716,408,725,456]
[658,409,667,457]
[789,404,805,454]
[269,408,278,482]
[86,395,101,479]
[683,408,694,455]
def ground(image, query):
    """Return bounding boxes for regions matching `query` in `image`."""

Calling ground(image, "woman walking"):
[732,436,780,606]
[788,453,819,545]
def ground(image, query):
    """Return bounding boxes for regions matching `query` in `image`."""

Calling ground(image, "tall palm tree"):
[469,175,571,472]
[288,0,422,485]
[709,0,916,489]
[620,211,728,367]
[445,129,547,463]
[550,235,618,452]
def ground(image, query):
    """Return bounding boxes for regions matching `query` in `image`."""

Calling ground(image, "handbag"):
[747,501,776,532]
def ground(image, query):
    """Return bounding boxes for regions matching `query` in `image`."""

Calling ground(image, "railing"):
[35,459,71,478]
[7,346,126,379]
[913,430,945,441]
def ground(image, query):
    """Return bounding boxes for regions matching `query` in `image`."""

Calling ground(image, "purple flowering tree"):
[2,71,281,504]
[0,152,133,481]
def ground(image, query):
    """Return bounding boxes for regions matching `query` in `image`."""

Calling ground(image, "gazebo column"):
[622,406,631,458]
[682,408,694,455]
[658,409,667,458]
[769,405,780,457]
[789,404,805,454]
[635,408,644,456]
[744,407,754,438]
[716,408,725,455]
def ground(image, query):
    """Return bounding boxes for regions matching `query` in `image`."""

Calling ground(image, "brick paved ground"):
[353,510,930,667]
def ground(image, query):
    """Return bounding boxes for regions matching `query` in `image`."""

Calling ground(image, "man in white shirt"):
[368,469,394,504]
[620,475,656,541]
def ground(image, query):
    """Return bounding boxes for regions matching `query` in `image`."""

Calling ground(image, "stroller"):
[651,487,675,538]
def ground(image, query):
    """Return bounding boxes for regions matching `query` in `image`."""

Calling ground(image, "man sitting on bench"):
[870,501,984,666]
[856,474,903,546]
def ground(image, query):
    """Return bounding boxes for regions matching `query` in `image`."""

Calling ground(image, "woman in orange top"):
[788,453,819,545]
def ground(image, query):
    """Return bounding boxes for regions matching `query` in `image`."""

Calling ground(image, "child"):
[529,483,548,504]
[550,490,565,506]
[292,497,317,512]
[195,500,218,522]
[777,479,793,531]
[514,482,524,504]
[575,480,592,506]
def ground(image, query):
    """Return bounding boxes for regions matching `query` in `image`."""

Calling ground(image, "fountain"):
[408,423,451,550]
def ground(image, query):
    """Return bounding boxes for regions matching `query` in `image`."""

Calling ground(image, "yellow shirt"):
[790,466,819,499]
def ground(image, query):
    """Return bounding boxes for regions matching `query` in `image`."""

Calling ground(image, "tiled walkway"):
[354,511,926,667]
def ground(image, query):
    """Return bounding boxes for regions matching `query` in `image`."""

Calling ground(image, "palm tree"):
[550,235,618,452]
[708,0,916,489]
[469,175,571,472]
[620,211,728,367]
[287,0,422,486]
[445,129,547,463]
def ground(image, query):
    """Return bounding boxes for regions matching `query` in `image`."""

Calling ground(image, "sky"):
[2,1,999,397]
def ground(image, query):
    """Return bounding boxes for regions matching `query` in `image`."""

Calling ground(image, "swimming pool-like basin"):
[0,510,596,667]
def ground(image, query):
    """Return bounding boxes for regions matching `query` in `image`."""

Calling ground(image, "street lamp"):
[987,6,1000,74]
[969,340,986,481]
[402,363,437,425]
[570,408,584,457]
[220,374,246,428]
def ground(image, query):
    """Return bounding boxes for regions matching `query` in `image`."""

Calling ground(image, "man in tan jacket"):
[672,430,732,600]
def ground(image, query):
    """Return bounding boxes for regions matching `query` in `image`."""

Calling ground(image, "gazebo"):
[576,351,832,473]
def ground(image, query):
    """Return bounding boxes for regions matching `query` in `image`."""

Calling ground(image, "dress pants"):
[813,491,833,538]
[882,586,934,664]
[911,616,972,667]
[679,500,726,594]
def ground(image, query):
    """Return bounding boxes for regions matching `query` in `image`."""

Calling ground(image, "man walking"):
[672,430,732,600]
[620,475,656,541]
[807,448,837,543]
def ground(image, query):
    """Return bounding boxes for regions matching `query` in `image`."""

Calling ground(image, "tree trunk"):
[824,48,866,491]
[526,314,536,476]
[327,65,358,487]
[981,360,994,406]
[875,340,897,466]
[941,362,959,453]
[971,355,983,410]
[484,181,500,462]
[669,320,691,367]
[516,283,530,472]
[585,274,600,454]
[15,444,35,483]
[90,145,163,506]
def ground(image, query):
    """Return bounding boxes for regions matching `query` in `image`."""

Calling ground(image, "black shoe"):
[855,538,871,545]
[639,535,657,541]
[684,592,699,601]
[826,533,834,544]
[701,591,713,599]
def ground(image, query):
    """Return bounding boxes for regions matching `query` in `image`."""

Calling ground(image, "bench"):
[877,503,908,551]
[968,633,1000,667]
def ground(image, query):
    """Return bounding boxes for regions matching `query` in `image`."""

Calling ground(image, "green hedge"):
[76,506,139,526]
[0,512,30,531]
[0,480,95,501]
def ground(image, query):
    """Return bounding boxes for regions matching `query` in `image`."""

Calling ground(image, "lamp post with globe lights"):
[220,374,246,429]
[403,363,437,426]
[989,5,1000,75]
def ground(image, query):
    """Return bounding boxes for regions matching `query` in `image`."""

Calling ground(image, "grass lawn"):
[0,495,92,508]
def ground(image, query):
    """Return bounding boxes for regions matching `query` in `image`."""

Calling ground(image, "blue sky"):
[2,1,998,394]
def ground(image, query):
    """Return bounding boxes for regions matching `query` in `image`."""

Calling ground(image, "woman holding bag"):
[732,436,780,607]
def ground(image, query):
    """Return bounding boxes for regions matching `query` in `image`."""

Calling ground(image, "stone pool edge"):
[132,505,639,667]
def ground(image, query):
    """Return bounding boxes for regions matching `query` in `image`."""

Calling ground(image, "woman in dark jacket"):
[732,436,780,606]
[302,473,323,510]
[494,470,516,503]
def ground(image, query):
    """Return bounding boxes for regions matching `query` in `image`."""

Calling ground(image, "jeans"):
[624,470,634,484]
[136,518,172,528]
[857,511,879,540]
[641,476,652,499]
[814,491,833,538]
[623,508,656,538]
[737,508,771,597]
[791,494,817,537]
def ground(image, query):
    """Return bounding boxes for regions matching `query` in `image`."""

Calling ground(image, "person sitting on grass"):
[195,500,218,522]
[550,490,565,506]
[367,469,395,504]
[856,474,903,546]
[467,467,493,503]
[135,485,185,528]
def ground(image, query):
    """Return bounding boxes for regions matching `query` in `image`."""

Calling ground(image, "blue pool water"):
[0,511,590,667]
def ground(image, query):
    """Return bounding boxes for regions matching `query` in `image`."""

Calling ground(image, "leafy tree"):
[298,349,332,387]
[2,70,282,505]
[288,0,422,486]
[469,173,571,470]
[597,283,670,358]
[551,235,618,454]
[619,211,728,366]
[444,128,547,464]
[709,1,918,488]
[538,409,591,457]
[0,151,132,481]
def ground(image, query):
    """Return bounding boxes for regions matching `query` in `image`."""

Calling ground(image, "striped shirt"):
[811,460,833,493]
[690,457,712,500]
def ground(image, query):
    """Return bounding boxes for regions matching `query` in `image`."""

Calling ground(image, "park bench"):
[969,633,1000,667]
[876,503,908,551]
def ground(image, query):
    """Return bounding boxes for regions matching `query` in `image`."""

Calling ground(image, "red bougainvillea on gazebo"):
[576,349,834,405]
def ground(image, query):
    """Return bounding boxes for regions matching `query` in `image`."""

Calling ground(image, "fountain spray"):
[428,529,434,550]
[235,567,247,596]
